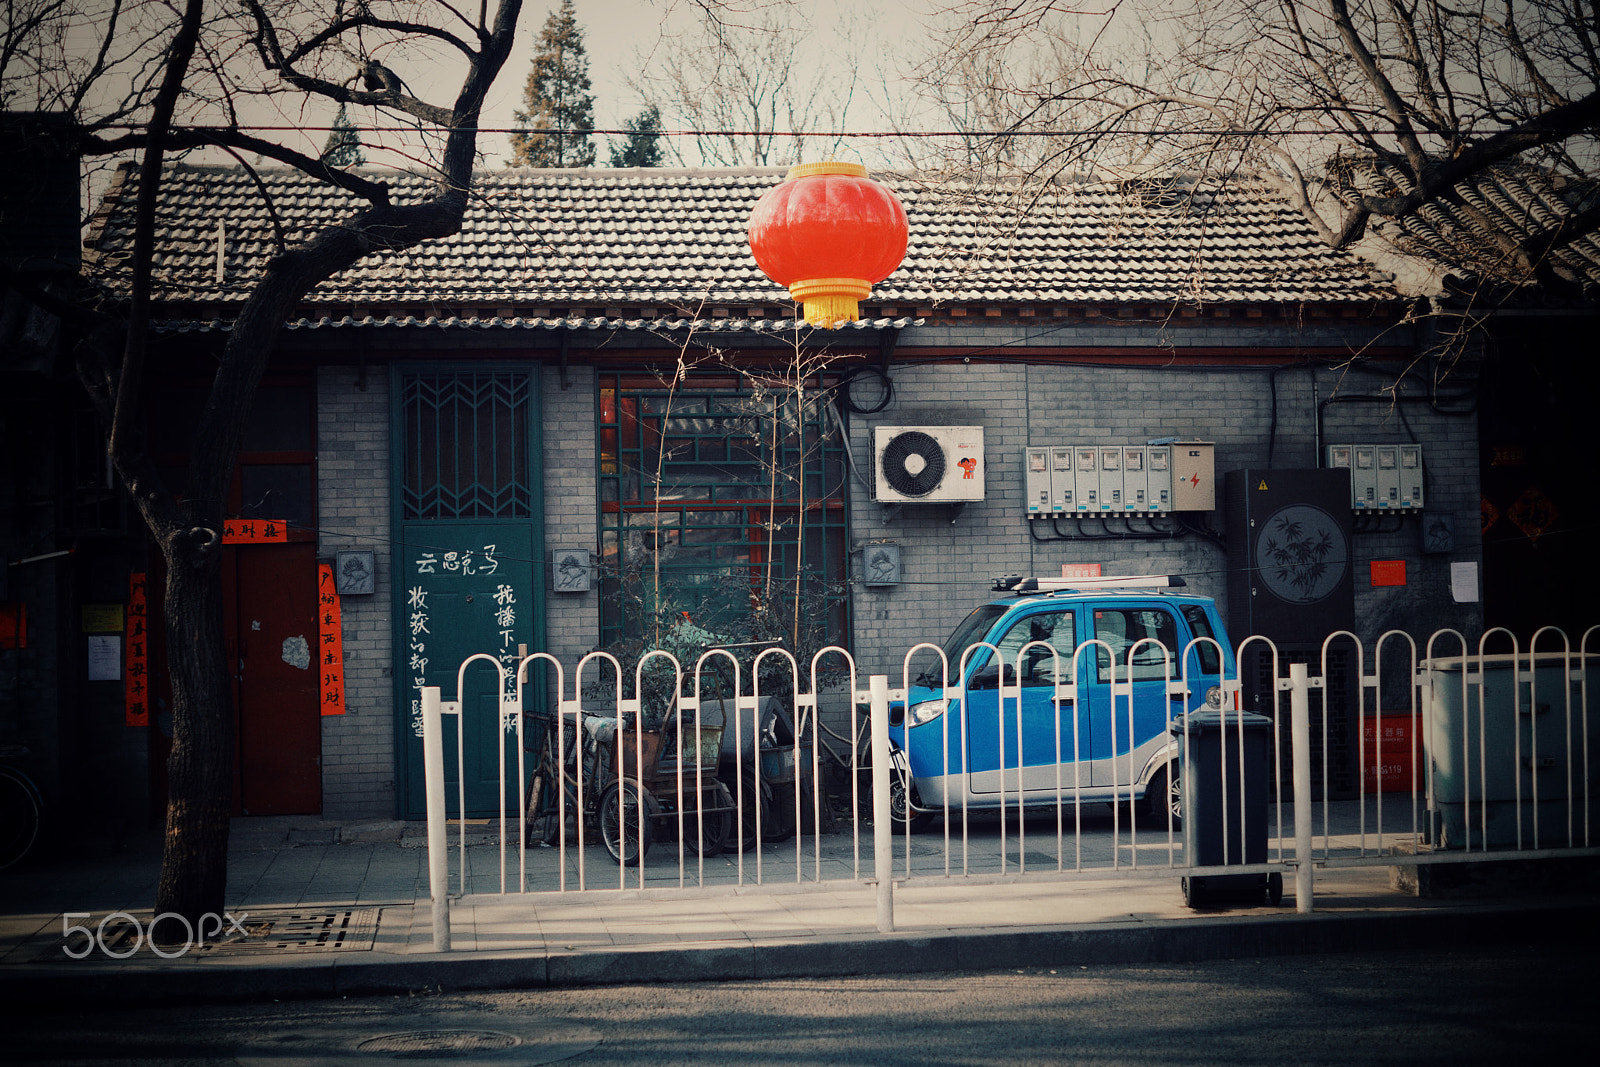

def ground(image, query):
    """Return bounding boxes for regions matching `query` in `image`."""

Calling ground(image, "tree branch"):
[110,0,202,470]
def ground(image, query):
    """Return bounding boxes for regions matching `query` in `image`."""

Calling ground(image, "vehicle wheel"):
[889,770,935,833]
[600,781,651,866]
[1143,765,1182,829]
[1265,872,1284,906]
[684,781,733,858]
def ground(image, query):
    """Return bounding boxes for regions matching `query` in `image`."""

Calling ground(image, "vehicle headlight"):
[908,698,950,727]
[1204,685,1225,709]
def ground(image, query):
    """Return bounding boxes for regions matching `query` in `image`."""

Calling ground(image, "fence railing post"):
[1289,662,1315,915]
[870,673,895,933]
[421,684,451,951]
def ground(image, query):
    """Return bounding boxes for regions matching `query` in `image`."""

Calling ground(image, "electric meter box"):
[1121,446,1148,511]
[1098,447,1123,512]
[1022,441,1185,516]
[1170,441,1216,512]
[1050,447,1075,514]
[1148,445,1173,513]
[1075,448,1098,512]
[1025,447,1050,517]
[1399,445,1424,510]
[1326,444,1424,511]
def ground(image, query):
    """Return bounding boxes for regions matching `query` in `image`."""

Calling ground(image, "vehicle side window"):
[993,611,1076,685]
[1180,604,1223,674]
[1093,608,1178,683]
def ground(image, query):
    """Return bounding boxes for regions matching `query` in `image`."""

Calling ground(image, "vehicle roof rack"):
[991,574,1188,593]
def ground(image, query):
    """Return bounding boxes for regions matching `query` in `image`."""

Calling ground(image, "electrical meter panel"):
[1049,447,1075,513]
[1020,441,1197,517]
[1326,443,1423,512]
[1025,447,1050,517]
[1097,447,1123,512]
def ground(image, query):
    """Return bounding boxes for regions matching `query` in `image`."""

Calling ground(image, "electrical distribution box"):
[1325,444,1424,511]
[1170,441,1216,512]
[1019,441,1195,516]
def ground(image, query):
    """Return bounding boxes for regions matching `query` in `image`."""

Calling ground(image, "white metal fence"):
[416,626,1598,950]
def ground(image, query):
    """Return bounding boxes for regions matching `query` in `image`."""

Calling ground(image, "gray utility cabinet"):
[1423,652,1598,849]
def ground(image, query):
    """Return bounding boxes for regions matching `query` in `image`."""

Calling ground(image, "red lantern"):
[747,162,909,328]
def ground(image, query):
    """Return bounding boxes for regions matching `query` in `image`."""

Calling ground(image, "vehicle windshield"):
[915,603,1007,686]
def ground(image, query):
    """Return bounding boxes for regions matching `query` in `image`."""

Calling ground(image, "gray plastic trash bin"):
[1173,708,1281,908]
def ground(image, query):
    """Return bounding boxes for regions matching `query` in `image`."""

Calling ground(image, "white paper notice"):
[1450,561,1480,603]
[87,635,122,681]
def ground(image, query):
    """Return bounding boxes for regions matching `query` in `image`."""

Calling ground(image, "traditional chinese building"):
[3,161,1594,831]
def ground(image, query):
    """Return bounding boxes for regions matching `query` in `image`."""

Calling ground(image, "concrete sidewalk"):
[0,815,1594,1006]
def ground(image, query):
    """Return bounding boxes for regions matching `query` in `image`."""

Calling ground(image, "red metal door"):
[224,543,321,815]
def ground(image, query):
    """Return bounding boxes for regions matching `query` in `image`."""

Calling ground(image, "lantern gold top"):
[784,161,868,180]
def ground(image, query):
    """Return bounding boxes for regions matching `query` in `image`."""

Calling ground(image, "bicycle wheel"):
[0,767,42,871]
[599,781,652,866]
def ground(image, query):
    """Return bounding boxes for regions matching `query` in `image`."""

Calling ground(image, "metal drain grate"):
[356,1029,522,1054]
[194,907,380,954]
[31,907,380,961]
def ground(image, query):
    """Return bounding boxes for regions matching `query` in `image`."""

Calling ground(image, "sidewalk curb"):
[3,898,1591,1007]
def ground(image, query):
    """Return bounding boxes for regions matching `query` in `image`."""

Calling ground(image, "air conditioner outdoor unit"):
[873,425,986,503]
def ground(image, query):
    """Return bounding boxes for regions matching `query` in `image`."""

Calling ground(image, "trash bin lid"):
[1170,708,1273,735]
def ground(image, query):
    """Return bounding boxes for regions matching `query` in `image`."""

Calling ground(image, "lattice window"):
[399,372,533,520]
[597,373,849,652]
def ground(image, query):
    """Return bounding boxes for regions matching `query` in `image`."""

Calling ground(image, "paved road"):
[12,943,1585,1065]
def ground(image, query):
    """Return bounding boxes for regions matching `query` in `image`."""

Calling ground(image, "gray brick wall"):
[847,357,1483,678]
[542,364,599,674]
[304,341,1484,815]
[316,363,396,819]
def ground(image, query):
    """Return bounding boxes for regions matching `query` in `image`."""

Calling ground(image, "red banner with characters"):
[223,518,289,544]
[317,563,346,716]
[125,573,149,727]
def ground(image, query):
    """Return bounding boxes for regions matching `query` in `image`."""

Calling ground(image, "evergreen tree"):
[510,0,595,167]
[608,105,664,168]
[321,103,365,167]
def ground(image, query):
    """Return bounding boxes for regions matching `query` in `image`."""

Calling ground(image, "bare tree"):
[3,0,523,933]
[907,1,1600,289]
[629,3,863,167]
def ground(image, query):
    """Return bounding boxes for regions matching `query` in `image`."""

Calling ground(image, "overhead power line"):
[100,122,1489,140]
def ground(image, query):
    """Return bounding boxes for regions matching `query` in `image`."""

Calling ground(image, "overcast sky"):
[480,0,930,167]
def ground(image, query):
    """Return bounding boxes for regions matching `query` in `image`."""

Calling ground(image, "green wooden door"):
[393,368,544,818]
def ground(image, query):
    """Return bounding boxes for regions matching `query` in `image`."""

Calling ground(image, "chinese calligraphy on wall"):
[317,563,346,716]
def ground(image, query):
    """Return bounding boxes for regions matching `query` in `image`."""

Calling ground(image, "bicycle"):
[522,706,734,865]
[0,746,42,871]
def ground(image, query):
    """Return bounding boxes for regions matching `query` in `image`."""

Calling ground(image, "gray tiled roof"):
[85,164,1401,312]
[1346,162,1600,297]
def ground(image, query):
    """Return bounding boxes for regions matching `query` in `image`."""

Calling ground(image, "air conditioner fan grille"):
[881,430,946,497]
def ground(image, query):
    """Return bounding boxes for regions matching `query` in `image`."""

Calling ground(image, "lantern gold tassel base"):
[789,277,872,328]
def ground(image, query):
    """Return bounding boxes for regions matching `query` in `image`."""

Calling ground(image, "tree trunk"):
[151,530,232,937]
